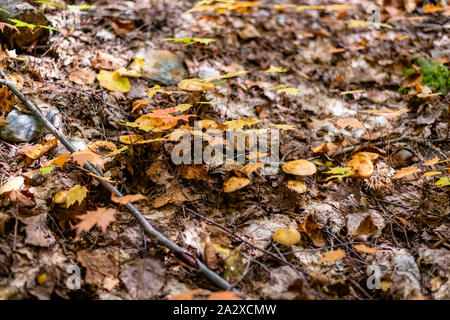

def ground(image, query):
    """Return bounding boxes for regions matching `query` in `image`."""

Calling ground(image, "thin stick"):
[174,204,305,275]
[0,71,235,293]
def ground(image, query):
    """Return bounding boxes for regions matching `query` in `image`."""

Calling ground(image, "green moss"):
[416,59,450,94]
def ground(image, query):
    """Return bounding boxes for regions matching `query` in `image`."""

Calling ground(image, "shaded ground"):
[0,0,449,300]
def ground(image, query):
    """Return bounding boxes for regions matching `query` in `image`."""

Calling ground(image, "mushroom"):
[273,228,301,246]
[282,159,317,176]
[223,176,251,193]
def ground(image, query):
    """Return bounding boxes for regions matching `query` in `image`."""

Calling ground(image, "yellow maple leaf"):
[53,185,88,208]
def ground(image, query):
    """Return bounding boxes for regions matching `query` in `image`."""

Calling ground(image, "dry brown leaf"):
[72,150,105,169]
[299,214,326,247]
[75,207,116,237]
[111,193,147,205]
[69,68,97,85]
[183,165,212,181]
[335,119,366,131]
[91,51,127,70]
[110,18,136,35]
[352,244,379,254]
[242,163,264,177]
[354,215,378,237]
[0,176,24,196]
[319,249,346,263]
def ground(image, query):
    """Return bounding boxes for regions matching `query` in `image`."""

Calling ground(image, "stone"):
[131,50,186,85]
[0,0,49,50]
[0,109,58,142]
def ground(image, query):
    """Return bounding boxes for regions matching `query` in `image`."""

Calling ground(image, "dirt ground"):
[0,0,449,300]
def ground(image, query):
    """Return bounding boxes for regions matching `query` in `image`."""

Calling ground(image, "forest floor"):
[0,0,449,300]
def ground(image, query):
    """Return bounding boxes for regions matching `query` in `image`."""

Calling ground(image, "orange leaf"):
[299,214,326,247]
[0,86,15,113]
[111,193,147,205]
[319,249,346,263]
[170,289,202,300]
[71,150,105,169]
[207,291,242,300]
[354,215,378,237]
[362,108,409,118]
[352,244,379,254]
[43,154,70,169]
[75,207,116,237]
[20,139,57,160]
[423,157,440,166]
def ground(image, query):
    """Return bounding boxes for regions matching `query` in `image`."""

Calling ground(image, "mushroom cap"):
[273,228,301,246]
[282,159,317,176]
[223,177,251,193]
[286,180,307,194]
[346,154,374,179]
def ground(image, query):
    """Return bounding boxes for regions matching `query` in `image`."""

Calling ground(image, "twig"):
[174,204,305,275]
[0,71,235,293]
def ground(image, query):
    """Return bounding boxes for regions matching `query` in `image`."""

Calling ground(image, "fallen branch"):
[0,70,236,293]
[174,204,305,275]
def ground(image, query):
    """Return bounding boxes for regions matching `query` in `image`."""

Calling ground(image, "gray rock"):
[131,50,186,85]
[0,109,58,142]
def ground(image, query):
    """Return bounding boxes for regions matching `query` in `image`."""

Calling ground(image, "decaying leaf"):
[299,214,326,247]
[352,244,379,254]
[392,166,421,179]
[97,70,130,93]
[273,228,301,246]
[207,291,242,300]
[71,150,105,169]
[0,176,24,196]
[111,193,147,205]
[354,215,378,237]
[319,249,346,263]
[75,207,116,237]
[335,119,366,131]
[20,139,57,160]
[0,86,15,112]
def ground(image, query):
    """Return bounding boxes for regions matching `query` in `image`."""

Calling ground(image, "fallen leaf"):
[352,244,379,254]
[97,70,130,93]
[242,163,264,177]
[91,51,127,70]
[319,249,346,263]
[0,176,24,196]
[392,166,421,179]
[20,139,57,160]
[71,150,105,169]
[265,65,287,73]
[354,215,378,237]
[335,119,366,131]
[170,289,202,300]
[111,193,147,205]
[43,154,70,169]
[207,291,242,300]
[423,157,439,166]
[69,68,97,85]
[273,228,301,246]
[0,86,15,112]
[110,18,136,35]
[75,207,116,237]
[300,214,326,247]
[183,165,212,181]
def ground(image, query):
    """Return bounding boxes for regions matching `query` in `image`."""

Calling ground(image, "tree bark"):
[0,0,49,50]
